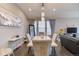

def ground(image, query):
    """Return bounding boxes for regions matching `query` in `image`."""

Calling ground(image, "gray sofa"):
[60,34,79,55]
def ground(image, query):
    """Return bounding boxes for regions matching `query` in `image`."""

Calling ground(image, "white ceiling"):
[16,3,79,19]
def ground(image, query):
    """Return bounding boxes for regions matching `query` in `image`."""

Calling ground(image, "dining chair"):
[26,33,33,47]
[38,32,44,36]
[26,33,33,54]
[50,33,58,56]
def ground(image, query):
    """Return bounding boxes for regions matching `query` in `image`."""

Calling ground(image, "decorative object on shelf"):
[0,7,22,27]
[59,28,64,35]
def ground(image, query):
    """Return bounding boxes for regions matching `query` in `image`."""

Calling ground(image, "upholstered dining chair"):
[51,33,58,46]
[26,33,33,54]
[50,33,58,56]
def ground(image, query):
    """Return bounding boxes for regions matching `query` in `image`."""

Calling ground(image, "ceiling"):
[16,3,79,20]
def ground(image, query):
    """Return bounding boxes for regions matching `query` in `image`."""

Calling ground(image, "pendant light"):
[41,3,45,21]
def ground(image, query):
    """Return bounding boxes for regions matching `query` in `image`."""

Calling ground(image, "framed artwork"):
[0,7,21,27]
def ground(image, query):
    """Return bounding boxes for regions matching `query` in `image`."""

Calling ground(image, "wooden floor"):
[14,42,34,56]
[13,41,73,56]
[55,41,73,56]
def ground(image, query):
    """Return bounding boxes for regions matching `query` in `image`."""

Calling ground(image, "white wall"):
[55,18,79,33]
[0,4,29,48]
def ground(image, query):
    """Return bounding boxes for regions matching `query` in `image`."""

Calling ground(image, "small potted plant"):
[59,29,64,35]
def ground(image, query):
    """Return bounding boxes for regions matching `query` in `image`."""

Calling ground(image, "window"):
[47,21,51,35]
[34,20,51,36]
[38,20,45,34]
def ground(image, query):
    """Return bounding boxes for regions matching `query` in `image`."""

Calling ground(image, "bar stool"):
[0,48,14,56]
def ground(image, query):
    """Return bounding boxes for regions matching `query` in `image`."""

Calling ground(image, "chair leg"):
[51,47,56,56]
[28,47,31,54]
[12,52,15,56]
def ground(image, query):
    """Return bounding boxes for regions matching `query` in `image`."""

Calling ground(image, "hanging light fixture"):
[52,8,56,19]
[41,3,45,10]
[41,16,45,21]
[41,3,45,21]
[41,12,45,17]
[28,8,32,12]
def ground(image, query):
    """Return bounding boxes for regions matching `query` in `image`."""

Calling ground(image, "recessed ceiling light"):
[28,8,32,12]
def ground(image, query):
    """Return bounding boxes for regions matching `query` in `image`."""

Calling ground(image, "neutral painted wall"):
[55,18,79,33]
[0,4,29,48]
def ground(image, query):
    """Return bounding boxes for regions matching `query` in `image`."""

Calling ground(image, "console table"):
[8,36,24,50]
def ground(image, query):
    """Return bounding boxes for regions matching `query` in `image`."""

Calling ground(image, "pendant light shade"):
[41,12,45,17]
[41,3,45,21]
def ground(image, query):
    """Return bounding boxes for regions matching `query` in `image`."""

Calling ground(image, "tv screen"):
[67,27,77,33]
